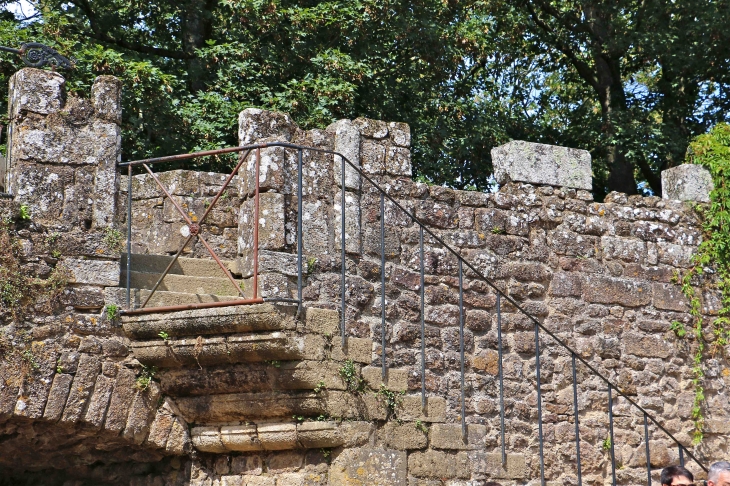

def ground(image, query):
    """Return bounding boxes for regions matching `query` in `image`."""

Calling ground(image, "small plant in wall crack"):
[339,359,364,393]
[102,227,124,252]
[415,419,428,433]
[135,365,158,391]
[158,331,170,341]
[376,384,405,420]
[602,436,612,452]
[313,380,326,394]
[18,205,30,221]
[105,304,119,321]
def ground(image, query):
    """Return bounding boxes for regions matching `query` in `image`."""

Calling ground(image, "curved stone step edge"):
[130,333,326,368]
[174,390,447,425]
[121,253,240,278]
[122,303,297,339]
[192,420,348,453]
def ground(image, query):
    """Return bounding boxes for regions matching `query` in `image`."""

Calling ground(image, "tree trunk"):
[181,0,216,93]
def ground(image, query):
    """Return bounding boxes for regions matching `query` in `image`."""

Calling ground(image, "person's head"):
[708,461,730,486]
[661,466,695,486]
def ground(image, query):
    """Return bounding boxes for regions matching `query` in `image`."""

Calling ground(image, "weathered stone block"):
[468,452,527,479]
[60,353,101,424]
[386,145,411,176]
[334,190,361,254]
[408,450,470,479]
[583,276,651,307]
[92,75,123,124]
[297,421,343,448]
[62,258,120,286]
[9,68,64,117]
[389,122,411,147]
[361,366,408,392]
[239,108,296,145]
[123,381,161,444]
[653,282,689,311]
[84,374,114,428]
[330,448,407,485]
[221,424,261,451]
[623,332,671,359]
[327,119,361,190]
[259,423,298,450]
[304,307,340,336]
[42,373,73,422]
[192,426,226,453]
[238,192,286,277]
[601,236,646,263]
[430,423,486,450]
[331,337,372,363]
[492,140,592,190]
[378,421,428,450]
[549,272,582,297]
[662,164,713,202]
[104,367,137,433]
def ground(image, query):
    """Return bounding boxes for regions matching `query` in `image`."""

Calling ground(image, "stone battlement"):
[0,68,725,486]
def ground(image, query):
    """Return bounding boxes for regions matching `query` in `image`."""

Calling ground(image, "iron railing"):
[118,142,707,483]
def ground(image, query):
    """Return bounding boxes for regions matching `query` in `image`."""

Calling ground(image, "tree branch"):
[523,1,599,91]
[71,0,192,59]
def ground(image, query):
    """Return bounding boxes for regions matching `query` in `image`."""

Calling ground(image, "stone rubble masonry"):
[3,73,730,485]
[492,140,592,190]
[661,163,714,202]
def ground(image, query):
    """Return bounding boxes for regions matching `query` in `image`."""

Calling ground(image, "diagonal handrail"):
[118,141,708,477]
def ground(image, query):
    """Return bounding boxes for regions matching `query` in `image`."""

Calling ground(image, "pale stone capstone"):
[492,139,592,190]
[661,163,714,202]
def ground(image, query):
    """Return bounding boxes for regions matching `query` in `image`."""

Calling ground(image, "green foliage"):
[102,227,124,252]
[415,420,428,433]
[18,205,30,221]
[306,257,317,275]
[376,384,405,420]
[158,331,170,341]
[602,436,612,452]
[268,360,281,368]
[313,380,326,394]
[338,359,364,393]
[21,349,39,370]
[105,304,119,321]
[673,123,730,444]
[135,365,157,391]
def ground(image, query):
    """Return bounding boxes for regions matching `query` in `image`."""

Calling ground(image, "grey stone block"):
[492,140,592,190]
[661,164,714,202]
[9,68,65,117]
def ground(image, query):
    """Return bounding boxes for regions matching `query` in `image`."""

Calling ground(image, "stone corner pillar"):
[661,164,714,203]
[7,68,122,231]
[491,140,592,191]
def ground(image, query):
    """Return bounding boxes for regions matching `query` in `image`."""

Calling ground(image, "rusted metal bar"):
[197,233,246,298]
[253,148,260,299]
[120,297,265,316]
[198,149,252,226]
[142,163,193,226]
[139,234,195,308]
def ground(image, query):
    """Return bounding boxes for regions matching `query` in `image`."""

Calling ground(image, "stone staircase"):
[119,254,398,454]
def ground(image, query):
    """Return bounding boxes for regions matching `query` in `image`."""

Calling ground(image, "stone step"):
[122,304,296,339]
[191,420,352,453]
[120,270,246,296]
[131,289,241,308]
[130,333,326,368]
[174,390,446,425]
[158,361,348,396]
[121,253,240,277]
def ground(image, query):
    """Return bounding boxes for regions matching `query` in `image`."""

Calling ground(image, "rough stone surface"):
[662,164,714,202]
[492,140,592,190]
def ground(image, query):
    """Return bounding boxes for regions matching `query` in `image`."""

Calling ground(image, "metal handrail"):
[118,142,707,481]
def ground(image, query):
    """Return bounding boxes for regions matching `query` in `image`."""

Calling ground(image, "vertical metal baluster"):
[572,354,582,486]
[340,154,346,347]
[459,259,466,440]
[297,149,303,316]
[644,413,651,485]
[679,445,684,467]
[497,294,506,465]
[380,192,386,380]
[608,385,616,486]
[535,321,545,485]
[126,164,132,309]
[420,225,426,409]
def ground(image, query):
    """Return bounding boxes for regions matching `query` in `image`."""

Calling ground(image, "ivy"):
[673,123,730,444]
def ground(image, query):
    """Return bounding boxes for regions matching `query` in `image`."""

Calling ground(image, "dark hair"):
[661,465,694,485]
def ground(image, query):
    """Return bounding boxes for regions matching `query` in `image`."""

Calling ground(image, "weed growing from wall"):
[673,123,730,443]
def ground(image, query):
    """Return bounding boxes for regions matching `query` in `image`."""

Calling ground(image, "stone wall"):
[1,68,729,486]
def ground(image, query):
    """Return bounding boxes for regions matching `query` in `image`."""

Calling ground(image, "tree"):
[0,0,729,199]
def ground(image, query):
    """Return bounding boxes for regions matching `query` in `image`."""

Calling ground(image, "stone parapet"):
[661,163,714,202]
[492,139,592,190]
